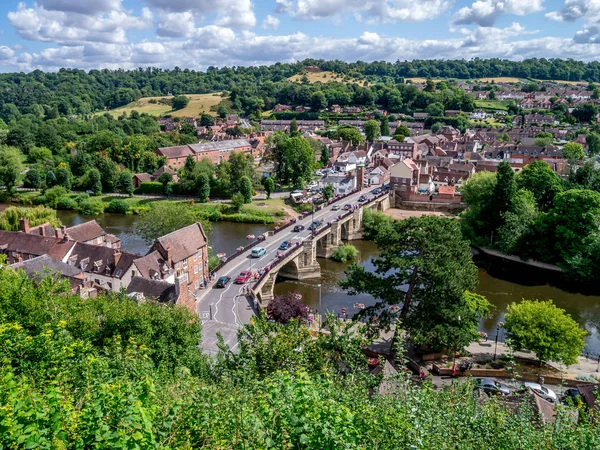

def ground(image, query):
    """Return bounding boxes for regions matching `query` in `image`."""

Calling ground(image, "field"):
[404,78,446,83]
[107,93,224,118]
[288,71,367,85]
[531,78,588,86]
[474,100,512,111]
[477,77,522,83]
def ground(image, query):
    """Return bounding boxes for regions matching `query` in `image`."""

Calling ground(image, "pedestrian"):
[538,375,545,385]
[203,278,207,289]
[253,298,258,310]
[452,363,457,378]
[420,369,426,380]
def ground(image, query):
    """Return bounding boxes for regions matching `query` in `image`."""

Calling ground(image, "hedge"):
[134,182,163,195]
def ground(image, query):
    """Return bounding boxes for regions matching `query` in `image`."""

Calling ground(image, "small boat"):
[246,234,255,239]
[216,252,226,259]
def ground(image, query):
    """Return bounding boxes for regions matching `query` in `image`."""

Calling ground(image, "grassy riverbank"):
[4,190,292,225]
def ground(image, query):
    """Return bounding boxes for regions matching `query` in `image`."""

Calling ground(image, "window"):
[194,265,198,274]
[193,252,197,261]
[183,259,188,269]
[175,262,180,269]
[97,237,102,244]
[194,280,199,289]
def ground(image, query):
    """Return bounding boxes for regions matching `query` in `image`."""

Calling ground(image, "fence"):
[211,234,267,274]
[251,241,303,293]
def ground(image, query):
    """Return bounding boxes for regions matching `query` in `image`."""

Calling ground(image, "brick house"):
[156,145,194,170]
[390,159,420,199]
[65,220,121,250]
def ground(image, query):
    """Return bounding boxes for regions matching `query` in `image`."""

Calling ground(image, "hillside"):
[288,70,368,85]
[107,93,223,117]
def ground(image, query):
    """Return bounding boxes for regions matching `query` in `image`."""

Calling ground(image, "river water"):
[11,208,600,355]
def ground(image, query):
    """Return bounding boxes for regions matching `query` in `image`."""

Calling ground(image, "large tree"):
[504,300,586,366]
[364,120,381,142]
[0,146,24,194]
[340,216,489,352]
[137,202,211,244]
[490,161,516,231]
[563,142,585,161]
[515,160,563,210]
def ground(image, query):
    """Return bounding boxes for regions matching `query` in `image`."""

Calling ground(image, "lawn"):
[475,100,512,111]
[106,92,224,118]
[477,77,523,83]
[288,71,368,85]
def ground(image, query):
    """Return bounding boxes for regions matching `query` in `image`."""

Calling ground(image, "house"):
[260,120,325,132]
[295,106,311,112]
[390,159,420,199]
[0,230,76,265]
[525,114,556,125]
[10,254,87,295]
[274,104,292,112]
[445,110,461,117]
[343,107,362,114]
[413,112,429,120]
[470,110,487,120]
[126,276,178,303]
[386,140,419,159]
[150,222,209,313]
[366,166,389,186]
[132,173,152,188]
[330,104,341,113]
[152,165,179,183]
[65,220,121,250]
[156,145,194,169]
[333,150,368,172]
[339,120,366,130]
[318,173,357,195]
[188,139,252,164]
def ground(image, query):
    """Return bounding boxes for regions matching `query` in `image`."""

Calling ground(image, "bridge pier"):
[345,208,364,240]
[316,222,342,258]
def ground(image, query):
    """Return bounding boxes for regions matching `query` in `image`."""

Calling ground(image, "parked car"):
[474,378,512,396]
[216,276,231,288]
[235,271,251,284]
[279,240,291,250]
[251,247,266,258]
[332,204,341,211]
[343,204,353,210]
[523,383,557,402]
[292,225,305,232]
[358,195,367,202]
[372,188,381,195]
[308,221,322,231]
[562,388,583,405]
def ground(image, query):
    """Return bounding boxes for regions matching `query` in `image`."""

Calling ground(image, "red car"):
[235,270,252,284]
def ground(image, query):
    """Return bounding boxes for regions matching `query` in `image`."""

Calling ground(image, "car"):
[522,382,558,402]
[562,388,583,405]
[216,276,231,288]
[307,181,318,187]
[343,204,353,210]
[251,246,266,258]
[292,224,305,232]
[372,188,381,195]
[279,240,291,250]
[358,195,367,202]
[332,204,341,211]
[235,271,251,284]
[474,378,512,396]
[308,221,322,231]
[85,190,94,195]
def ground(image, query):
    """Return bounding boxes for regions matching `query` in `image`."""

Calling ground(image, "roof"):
[133,173,152,182]
[132,250,171,279]
[155,222,208,263]
[0,230,76,260]
[27,222,57,237]
[11,254,83,279]
[126,276,177,303]
[152,165,177,177]
[66,220,106,243]
[188,139,251,153]
[157,145,193,159]
[67,243,138,278]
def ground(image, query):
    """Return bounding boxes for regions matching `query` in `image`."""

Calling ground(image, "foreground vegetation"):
[0,262,598,448]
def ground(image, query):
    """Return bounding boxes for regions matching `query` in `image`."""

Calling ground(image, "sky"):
[0,0,599,72]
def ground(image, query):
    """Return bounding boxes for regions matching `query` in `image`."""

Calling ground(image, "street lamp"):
[494,325,500,360]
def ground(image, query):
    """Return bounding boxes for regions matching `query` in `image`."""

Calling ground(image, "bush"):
[78,198,105,215]
[294,203,313,213]
[55,196,78,210]
[135,181,163,194]
[267,292,309,324]
[74,193,89,205]
[106,198,130,214]
[331,244,359,262]
[44,185,68,208]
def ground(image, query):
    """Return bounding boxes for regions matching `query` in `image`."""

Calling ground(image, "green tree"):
[184,155,196,174]
[364,119,381,142]
[393,124,411,139]
[230,192,245,211]
[45,169,57,188]
[563,142,585,161]
[289,118,300,137]
[334,126,363,145]
[586,132,600,156]
[87,168,103,195]
[263,176,275,199]
[310,91,327,111]
[116,170,134,197]
[504,300,586,366]
[490,161,516,231]
[199,113,215,126]
[158,172,173,196]
[24,168,42,189]
[425,102,444,117]
[137,202,211,243]
[496,189,538,254]
[323,183,334,201]
[228,151,254,194]
[0,146,23,193]
[239,175,253,203]
[340,216,487,352]
[55,166,72,190]
[285,137,314,188]
[171,95,189,111]
[380,116,390,136]
[515,160,563,210]
[197,173,210,202]
[320,145,329,166]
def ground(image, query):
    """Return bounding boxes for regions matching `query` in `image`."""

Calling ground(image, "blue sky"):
[0,0,598,72]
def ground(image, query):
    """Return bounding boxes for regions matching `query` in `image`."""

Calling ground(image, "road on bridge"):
[197,187,384,353]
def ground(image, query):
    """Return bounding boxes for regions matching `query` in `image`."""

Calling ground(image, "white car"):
[523,382,558,402]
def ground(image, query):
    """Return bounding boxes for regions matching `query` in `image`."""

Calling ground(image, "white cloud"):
[38,0,122,14]
[156,11,197,37]
[143,0,256,28]
[275,0,454,23]
[453,0,544,26]
[546,0,599,22]
[262,15,280,30]
[0,47,16,61]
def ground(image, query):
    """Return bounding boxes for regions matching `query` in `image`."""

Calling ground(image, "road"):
[197,188,379,353]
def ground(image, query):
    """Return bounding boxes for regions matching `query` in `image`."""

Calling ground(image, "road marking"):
[213,281,235,320]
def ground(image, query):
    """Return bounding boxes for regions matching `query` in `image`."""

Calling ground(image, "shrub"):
[74,193,89,205]
[0,205,60,231]
[79,198,105,215]
[106,198,130,214]
[331,244,359,262]
[294,203,313,213]
[267,292,309,324]
[135,182,163,194]
[44,185,68,208]
[55,196,78,210]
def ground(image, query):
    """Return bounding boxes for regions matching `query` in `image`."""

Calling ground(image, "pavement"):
[197,188,382,354]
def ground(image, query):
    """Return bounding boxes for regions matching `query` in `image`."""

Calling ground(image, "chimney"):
[113,249,121,266]
[55,227,63,239]
[61,226,69,242]
[19,218,30,233]
[166,246,172,263]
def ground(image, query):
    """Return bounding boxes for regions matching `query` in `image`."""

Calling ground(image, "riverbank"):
[473,246,563,273]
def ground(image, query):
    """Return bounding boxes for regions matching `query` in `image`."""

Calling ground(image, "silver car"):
[523,382,558,402]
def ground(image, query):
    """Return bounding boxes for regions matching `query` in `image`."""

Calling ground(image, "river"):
[9,208,600,355]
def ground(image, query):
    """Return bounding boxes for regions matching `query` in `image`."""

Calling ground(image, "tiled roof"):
[155,222,208,263]
[11,254,83,278]
[66,220,105,243]
[157,145,193,159]
[133,250,171,279]
[126,276,177,303]
[0,230,75,260]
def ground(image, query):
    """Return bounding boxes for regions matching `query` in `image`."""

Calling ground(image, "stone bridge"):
[252,193,390,305]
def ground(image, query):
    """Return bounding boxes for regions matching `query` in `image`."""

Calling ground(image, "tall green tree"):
[587,132,600,156]
[289,118,299,137]
[239,176,253,203]
[323,184,334,201]
[0,146,23,194]
[197,173,210,202]
[171,95,189,111]
[310,91,327,111]
[158,172,173,196]
[563,142,585,161]
[364,120,381,142]
[228,151,254,194]
[380,116,390,136]
[490,161,516,231]
[87,168,102,195]
[263,176,275,199]
[137,202,211,243]
[504,300,586,366]
[340,216,487,352]
[116,170,134,197]
[515,160,563,210]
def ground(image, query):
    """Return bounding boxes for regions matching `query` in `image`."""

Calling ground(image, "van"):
[251,247,266,258]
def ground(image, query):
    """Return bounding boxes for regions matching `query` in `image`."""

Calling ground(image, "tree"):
[263,176,275,199]
[563,142,585,161]
[425,102,444,117]
[289,118,299,137]
[572,103,598,122]
[380,116,390,136]
[310,91,327,111]
[87,168,103,195]
[490,161,516,231]
[340,216,487,352]
[184,155,196,174]
[0,146,23,193]
[199,113,215,127]
[158,172,173,196]
[24,168,43,189]
[55,166,72,190]
[45,170,57,188]
[137,202,211,243]
[267,292,309,324]
[228,151,254,194]
[231,192,245,211]
[197,173,210,202]
[116,171,134,197]
[515,160,563,210]
[320,145,329,166]
[504,300,586,366]
[171,95,189,111]
[323,183,334,201]
[364,120,381,142]
[239,176,253,203]
[393,124,411,139]
[587,132,600,156]
[334,126,363,145]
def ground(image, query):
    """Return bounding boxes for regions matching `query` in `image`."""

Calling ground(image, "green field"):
[474,100,513,111]
[107,93,224,118]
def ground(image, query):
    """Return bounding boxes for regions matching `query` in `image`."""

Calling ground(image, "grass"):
[474,100,513,111]
[106,93,224,118]
[477,77,523,83]
[288,71,368,85]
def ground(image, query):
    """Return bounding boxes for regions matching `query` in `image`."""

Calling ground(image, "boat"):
[216,252,226,259]
[246,234,255,239]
